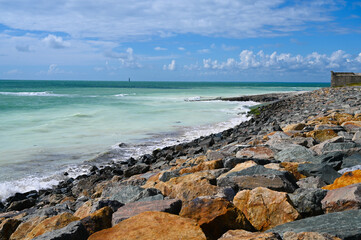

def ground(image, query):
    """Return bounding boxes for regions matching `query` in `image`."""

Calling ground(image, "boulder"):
[288,188,328,217]
[310,136,344,155]
[280,162,306,180]
[283,123,305,132]
[80,207,113,235]
[274,145,315,163]
[320,142,359,154]
[179,197,252,240]
[219,230,281,240]
[222,157,251,169]
[306,129,339,142]
[179,159,223,175]
[323,169,361,190]
[341,121,361,133]
[233,187,300,231]
[267,209,361,239]
[314,124,344,132]
[218,160,257,179]
[312,152,346,170]
[217,165,298,193]
[352,131,361,143]
[265,138,298,151]
[298,164,341,185]
[206,150,228,161]
[297,176,327,189]
[74,200,93,219]
[0,218,21,240]
[341,153,361,169]
[9,216,46,240]
[283,231,341,240]
[7,198,35,211]
[88,211,206,240]
[31,221,88,240]
[112,199,182,225]
[90,199,123,213]
[105,185,159,204]
[236,146,274,159]
[321,183,361,213]
[124,163,150,178]
[339,165,361,174]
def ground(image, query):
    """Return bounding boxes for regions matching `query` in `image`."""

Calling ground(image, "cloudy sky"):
[0,0,360,82]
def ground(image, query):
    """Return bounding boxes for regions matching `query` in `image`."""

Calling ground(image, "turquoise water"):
[0,80,328,200]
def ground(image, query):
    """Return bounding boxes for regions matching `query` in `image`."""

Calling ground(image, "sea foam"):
[0,91,69,97]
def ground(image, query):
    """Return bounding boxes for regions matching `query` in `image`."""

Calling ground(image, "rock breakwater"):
[2,87,361,239]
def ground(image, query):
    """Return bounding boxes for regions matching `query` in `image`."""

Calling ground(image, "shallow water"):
[0,80,328,200]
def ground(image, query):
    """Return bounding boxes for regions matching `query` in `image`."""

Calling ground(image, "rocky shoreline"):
[2,87,361,239]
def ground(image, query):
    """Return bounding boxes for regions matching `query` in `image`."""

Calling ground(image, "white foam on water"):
[0,91,70,97]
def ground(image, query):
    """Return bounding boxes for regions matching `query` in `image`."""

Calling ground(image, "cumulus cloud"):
[43,34,70,49]
[201,50,361,72]
[105,48,142,68]
[163,60,176,71]
[154,46,167,51]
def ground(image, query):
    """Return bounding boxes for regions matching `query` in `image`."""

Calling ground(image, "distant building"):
[331,71,361,87]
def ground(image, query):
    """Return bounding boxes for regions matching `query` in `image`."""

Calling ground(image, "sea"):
[0,80,328,200]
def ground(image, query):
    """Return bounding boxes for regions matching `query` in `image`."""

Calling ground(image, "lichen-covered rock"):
[236,146,275,159]
[283,123,306,132]
[219,230,281,240]
[321,183,361,213]
[9,216,46,240]
[306,129,339,142]
[233,187,300,231]
[323,169,361,190]
[179,159,223,175]
[88,211,207,240]
[280,162,306,180]
[179,197,252,240]
[0,218,21,240]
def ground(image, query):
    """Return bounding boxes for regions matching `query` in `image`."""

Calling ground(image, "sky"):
[0,0,360,82]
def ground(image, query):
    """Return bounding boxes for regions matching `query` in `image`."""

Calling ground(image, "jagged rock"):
[80,207,112,235]
[179,197,252,240]
[298,164,341,185]
[105,185,159,204]
[288,188,328,217]
[158,170,179,182]
[274,145,315,163]
[0,218,21,240]
[10,216,47,240]
[218,160,257,179]
[310,136,344,155]
[341,153,361,168]
[236,146,275,159]
[32,221,88,240]
[305,129,339,142]
[179,159,223,175]
[280,162,306,180]
[323,169,361,190]
[321,183,361,213]
[112,199,182,225]
[219,230,281,240]
[283,232,341,240]
[265,138,298,151]
[283,123,306,132]
[90,199,123,213]
[312,152,346,170]
[314,124,344,132]
[88,211,207,240]
[7,199,35,211]
[206,150,228,161]
[352,131,361,143]
[233,187,300,231]
[341,121,361,133]
[217,165,298,193]
[267,209,361,239]
[297,176,327,189]
[74,200,93,219]
[124,163,150,178]
[321,142,360,154]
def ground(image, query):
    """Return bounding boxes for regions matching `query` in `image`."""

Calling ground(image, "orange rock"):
[233,187,300,231]
[9,216,46,240]
[323,170,361,190]
[280,162,306,180]
[219,230,281,240]
[283,123,306,132]
[60,196,76,203]
[80,206,113,235]
[218,161,257,179]
[283,231,342,240]
[179,159,223,175]
[306,129,339,142]
[88,211,207,240]
[23,212,79,240]
[180,198,252,240]
[236,146,275,159]
[0,218,21,240]
[307,116,337,126]
[341,121,361,133]
[74,200,93,219]
[329,112,353,124]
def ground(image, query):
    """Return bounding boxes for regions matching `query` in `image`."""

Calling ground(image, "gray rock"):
[298,164,341,185]
[124,163,150,178]
[341,153,361,168]
[338,131,354,141]
[312,152,346,170]
[266,138,298,151]
[352,131,361,143]
[159,170,179,182]
[222,157,249,169]
[297,176,327,189]
[109,185,144,204]
[91,199,123,213]
[267,209,361,239]
[217,165,298,193]
[274,145,315,162]
[322,183,361,213]
[32,221,88,240]
[291,137,316,148]
[339,165,361,174]
[288,188,328,217]
[23,203,72,221]
[136,194,164,202]
[321,142,359,154]
[206,150,228,161]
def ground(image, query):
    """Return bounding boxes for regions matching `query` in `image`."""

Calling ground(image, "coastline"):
[2,86,361,239]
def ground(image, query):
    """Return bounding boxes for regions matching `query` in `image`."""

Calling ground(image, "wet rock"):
[288,188,328,217]
[274,145,315,163]
[233,187,300,231]
[322,183,361,213]
[217,165,298,193]
[298,163,341,185]
[179,197,252,240]
[236,146,275,160]
[219,230,281,240]
[32,221,88,240]
[323,169,361,190]
[267,209,361,240]
[0,218,21,240]
[124,163,150,178]
[88,211,207,240]
[112,199,182,225]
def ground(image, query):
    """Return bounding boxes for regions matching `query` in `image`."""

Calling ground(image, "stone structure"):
[331,71,361,87]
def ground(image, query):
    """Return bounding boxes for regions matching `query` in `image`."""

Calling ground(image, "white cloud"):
[198,49,210,54]
[154,46,167,51]
[163,60,176,71]
[15,44,31,52]
[43,34,70,49]
[178,47,185,51]
[221,44,239,51]
[200,50,361,72]
[105,48,142,68]
[48,64,62,74]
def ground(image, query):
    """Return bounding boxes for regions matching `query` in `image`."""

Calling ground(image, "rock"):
[288,188,328,217]
[283,123,305,132]
[314,124,344,132]
[233,187,300,231]
[106,185,143,204]
[306,129,339,142]
[218,160,257,179]
[206,150,227,161]
[298,164,341,185]
[280,162,306,180]
[283,231,341,240]
[9,216,46,240]
[91,199,123,213]
[23,212,79,240]
[341,153,361,168]
[341,121,361,133]
[321,183,361,213]
[158,170,179,182]
[112,199,182,225]
[88,211,207,240]
[74,200,93,219]
[323,169,361,190]
[267,209,361,239]
[179,197,252,240]
[124,163,150,178]
[310,136,344,155]
[265,138,298,151]
[236,146,274,159]
[274,145,315,163]
[80,207,112,235]
[31,221,88,240]
[179,159,223,175]
[339,165,361,174]
[217,165,298,193]
[320,142,359,154]
[7,199,35,211]
[297,176,327,189]
[0,218,21,240]
[352,131,361,143]
[312,152,346,170]
[222,157,249,169]
[219,230,281,240]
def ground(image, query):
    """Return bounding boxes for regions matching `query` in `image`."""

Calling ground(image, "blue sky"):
[0,0,360,82]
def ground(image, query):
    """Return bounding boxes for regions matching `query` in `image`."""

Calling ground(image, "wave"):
[113,93,136,97]
[0,91,69,97]
[184,96,201,101]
